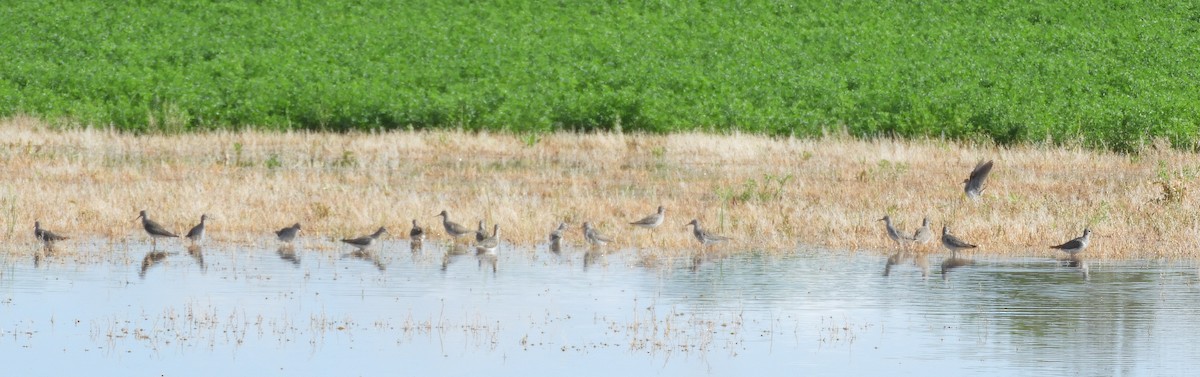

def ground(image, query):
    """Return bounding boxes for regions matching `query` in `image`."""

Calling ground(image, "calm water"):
[2,240,1200,376]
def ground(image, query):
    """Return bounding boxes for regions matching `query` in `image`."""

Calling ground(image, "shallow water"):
[2,240,1200,376]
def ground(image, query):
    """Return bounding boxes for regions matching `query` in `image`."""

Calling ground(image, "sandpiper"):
[435,210,474,240]
[342,227,388,251]
[409,219,425,242]
[476,224,501,254]
[582,222,613,246]
[684,219,730,246]
[549,222,568,244]
[878,215,912,249]
[275,222,301,243]
[630,206,666,229]
[941,226,978,257]
[135,210,179,249]
[476,220,489,243]
[34,221,68,246]
[963,160,994,201]
[912,217,933,246]
[1050,228,1092,256]
[185,214,208,244]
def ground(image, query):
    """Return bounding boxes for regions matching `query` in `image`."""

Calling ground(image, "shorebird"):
[549,222,568,244]
[476,224,501,254]
[912,217,933,246]
[185,214,208,244]
[275,222,301,243]
[963,160,994,201]
[34,221,68,246]
[409,219,425,242]
[630,206,666,229]
[878,215,912,249]
[341,227,388,251]
[476,220,489,243]
[1050,228,1092,256]
[435,210,474,240]
[549,222,568,253]
[684,219,730,246]
[941,226,978,257]
[135,210,179,249]
[582,222,613,247]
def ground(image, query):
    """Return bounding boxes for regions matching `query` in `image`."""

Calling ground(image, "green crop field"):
[3,0,1199,151]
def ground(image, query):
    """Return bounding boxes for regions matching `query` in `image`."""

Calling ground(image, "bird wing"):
[592,230,613,243]
[186,224,204,238]
[341,236,371,245]
[705,232,731,243]
[447,222,471,235]
[943,234,977,248]
[965,160,994,195]
[913,227,931,242]
[630,214,661,226]
[478,237,499,249]
[146,220,180,237]
[1050,238,1083,250]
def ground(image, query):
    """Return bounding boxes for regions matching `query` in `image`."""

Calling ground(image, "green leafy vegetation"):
[2,1,1200,151]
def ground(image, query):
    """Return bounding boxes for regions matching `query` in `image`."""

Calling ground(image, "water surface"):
[2,241,1199,376]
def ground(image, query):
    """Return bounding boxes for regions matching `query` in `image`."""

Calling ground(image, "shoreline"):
[3,118,1194,259]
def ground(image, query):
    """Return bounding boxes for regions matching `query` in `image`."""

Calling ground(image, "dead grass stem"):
[4,117,1196,259]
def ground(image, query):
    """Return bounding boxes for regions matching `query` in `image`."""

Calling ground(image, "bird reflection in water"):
[883,250,930,278]
[33,247,56,268]
[1061,254,1090,279]
[139,250,168,279]
[476,250,497,273]
[583,249,606,270]
[346,250,386,271]
[277,245,301,267]
[940,256,974,280]
[689,249,732,272]
[187,245,206,272]
[441,244,471,271]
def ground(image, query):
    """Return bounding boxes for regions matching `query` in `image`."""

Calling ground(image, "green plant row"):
[3,0,1200,151]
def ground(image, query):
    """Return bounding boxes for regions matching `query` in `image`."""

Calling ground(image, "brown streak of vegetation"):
[3,117,1194,258]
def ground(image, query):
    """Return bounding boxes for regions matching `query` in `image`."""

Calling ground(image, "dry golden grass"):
[4,117,1198,259]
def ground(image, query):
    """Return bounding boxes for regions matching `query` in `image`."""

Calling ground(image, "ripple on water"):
[1,241,1200,376]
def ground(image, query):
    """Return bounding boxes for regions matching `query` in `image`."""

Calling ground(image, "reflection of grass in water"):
[4,117,1199,259]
